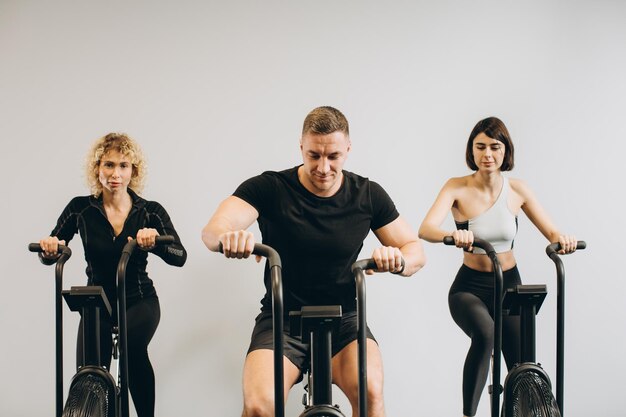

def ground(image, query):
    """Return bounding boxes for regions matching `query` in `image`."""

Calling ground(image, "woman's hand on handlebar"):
[219,230,261,262]
[449,230,474,252]
[556,234,577,254]
[39,236,66,258]
[367,246,404,275]
[131,228,160,250]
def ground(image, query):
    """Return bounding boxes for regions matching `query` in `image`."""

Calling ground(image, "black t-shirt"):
[45,189,186,305]
[233,166,399,314]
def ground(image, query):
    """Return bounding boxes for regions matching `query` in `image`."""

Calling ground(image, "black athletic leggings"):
[449,264,522,417]
[77,296,161,417]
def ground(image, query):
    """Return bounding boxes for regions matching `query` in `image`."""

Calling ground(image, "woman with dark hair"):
[38,132,187,417]
[418,117,577,417]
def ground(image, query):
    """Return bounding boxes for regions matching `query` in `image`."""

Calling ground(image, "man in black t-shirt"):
[202,106,425,417]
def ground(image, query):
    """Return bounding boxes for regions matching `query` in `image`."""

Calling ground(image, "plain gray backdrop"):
[1,1,623,416]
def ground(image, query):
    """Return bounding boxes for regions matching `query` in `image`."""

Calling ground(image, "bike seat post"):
[297,306,342,408]
[520,303,538,363]
[309,322,334,405]
[62,286,112,368]
[81,304,102,366]
[503,285,547,364]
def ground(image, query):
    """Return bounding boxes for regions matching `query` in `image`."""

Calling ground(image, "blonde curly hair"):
[85,133,146,196]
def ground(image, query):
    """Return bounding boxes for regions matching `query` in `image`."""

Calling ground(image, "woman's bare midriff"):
[463,250,517,272]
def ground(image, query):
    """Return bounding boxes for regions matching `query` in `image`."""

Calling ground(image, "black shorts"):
[248,310,377,374]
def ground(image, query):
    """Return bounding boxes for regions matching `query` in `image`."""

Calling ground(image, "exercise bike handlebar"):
[29,242,73,258]
[546,241,586,257]
[443,236,503,417]
[350,255,406,417]
[117,235,175,417]
[545,239,586,415]
[442,235,497,256]
[216,242,282,269]
[29,242,72,417]
[216,242,285,417]
[120,235,175,255]
[350,257,406,274]
[28,243,73,280]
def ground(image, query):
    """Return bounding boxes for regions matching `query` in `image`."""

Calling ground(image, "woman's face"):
[98,150,133,194]
[472,132,505,172]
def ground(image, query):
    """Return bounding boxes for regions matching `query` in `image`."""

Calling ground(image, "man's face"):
[299,130,351,197]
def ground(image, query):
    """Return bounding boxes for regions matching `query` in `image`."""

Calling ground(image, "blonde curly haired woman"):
[39,132,187,417]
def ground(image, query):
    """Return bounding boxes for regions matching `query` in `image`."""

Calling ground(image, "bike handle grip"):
[28,243,44,252]
[217,241,267,257]
[443,236,455,246]
[28,243,69,253]
[123,235,175,252]
[154,235,175,245]
[442,236,497,255]
[546,240,586,256]
[445,236,587,254]
[216,242,282,269]
[351,257,405,274]
[29,236,174,253]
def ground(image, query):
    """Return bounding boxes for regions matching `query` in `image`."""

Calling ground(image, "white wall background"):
[1,1,624,416]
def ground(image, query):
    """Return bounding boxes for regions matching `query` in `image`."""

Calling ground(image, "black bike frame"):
[351,257,405,417]
[218,243,284,417]
[117,236,175,417]
[443,237,503,417]
[443,237,586,417]
[545,241,586,416]
[29,243,72,417]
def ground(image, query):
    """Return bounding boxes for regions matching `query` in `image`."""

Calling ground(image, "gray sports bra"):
[455,175,518,254]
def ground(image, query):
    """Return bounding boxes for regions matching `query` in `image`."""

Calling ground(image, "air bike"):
[219,243,403,417]
[443,236,585,417]
[29,236,174,417]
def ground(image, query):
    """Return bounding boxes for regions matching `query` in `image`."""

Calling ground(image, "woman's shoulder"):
[140,197,166,212]
[68,194,91,202]
[443,175,473,191]
[507,176,531,193]
[128,189,157,208]
[52,195,95,219]
[66,195,93,209]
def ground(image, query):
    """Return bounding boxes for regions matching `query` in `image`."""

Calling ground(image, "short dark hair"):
[465,117,515,171]
[302,106,349,136]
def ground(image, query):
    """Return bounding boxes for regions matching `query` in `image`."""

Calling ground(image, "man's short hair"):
[302,106,349,136]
